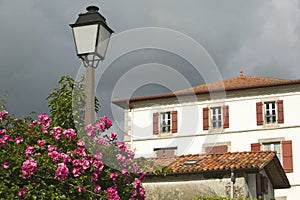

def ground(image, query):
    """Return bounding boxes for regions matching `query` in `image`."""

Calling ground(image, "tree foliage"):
[47,75,100,131]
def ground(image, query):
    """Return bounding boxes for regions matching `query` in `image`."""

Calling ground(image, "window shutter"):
[203,107,209,130]
[153,112,159,135]
[171,111,178,133]
[282,140,293,173]
[155,149,164,158]
[206,145,228,154]
[251,143,261,152]
[164,149,175,157]
[256,102,263,125]
[277,100,284,123]
[223,105,229,128]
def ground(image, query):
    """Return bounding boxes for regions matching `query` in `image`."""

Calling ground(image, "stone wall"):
[143,178,246,200]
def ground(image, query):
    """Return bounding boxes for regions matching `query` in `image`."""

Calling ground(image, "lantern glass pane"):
[73,24,98,55]
[96,25,111,59]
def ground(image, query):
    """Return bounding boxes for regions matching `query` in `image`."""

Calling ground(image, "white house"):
[113,72,300,200]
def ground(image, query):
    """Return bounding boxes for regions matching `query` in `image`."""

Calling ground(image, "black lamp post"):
[70,6,113,125]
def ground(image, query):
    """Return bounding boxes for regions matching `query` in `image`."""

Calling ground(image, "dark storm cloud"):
[0,0,300,124]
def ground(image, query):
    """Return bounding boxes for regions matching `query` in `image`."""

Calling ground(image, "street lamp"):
[70,6,113,125]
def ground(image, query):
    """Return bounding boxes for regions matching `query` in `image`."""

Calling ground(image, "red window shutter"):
[256,102,263,125]
[153,112,159,135]
[282,140,293,173]
[277,100,284,123]
[155,149,163,158]
[171,111,178,133]
[203,107,209,130]
[164,149,175,157]
[205,145,228,154]
[223,105,229,128]
[251,143,261,152]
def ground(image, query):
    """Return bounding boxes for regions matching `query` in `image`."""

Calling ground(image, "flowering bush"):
[0,110,145,199]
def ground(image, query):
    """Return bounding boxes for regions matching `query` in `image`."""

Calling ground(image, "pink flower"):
[85,124,96,136]
[15,136,24,144]
[105,185,120,200]
[110,172,118,181]
[126,149,135,159]
[48,145,56,152]
[0,129,6,134]
[60,153,71,163]
[0,138,6,147]
[38,113,51,133]
[0,110,8,121]
[82,159,90,170]
[109,132,118,141]
[30,120,38,128]
[24,146,34,157]
[94,137,108,145]
[94,184,101,193]
[95,122,105,132]
[48,151,60,162]
[22,158,38,179]
[63,128,76,140]
[72,167,81,177]
[18,188,27,197]
[77,185,86,193]
[2,134,12,141]
[117,142,127,151]
[2,161,9,169]
[37,139,45,146]
[77,140,85,148]
[92,172,98,181]
[55,163,69,181]
[116,154,126,163]
[99,116,112,129]
[93,151,102,160]
[93,160,104,170]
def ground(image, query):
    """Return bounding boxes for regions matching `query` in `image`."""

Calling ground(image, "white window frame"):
[259,138,284,164]
[160,112,171,133]
[264,101,277,124]
[210,106,222,129]
[262,142,282,163]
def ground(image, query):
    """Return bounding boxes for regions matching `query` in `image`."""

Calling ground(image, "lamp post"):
[70,6,113,125]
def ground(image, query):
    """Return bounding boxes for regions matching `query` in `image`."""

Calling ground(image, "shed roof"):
[146,151,290,189]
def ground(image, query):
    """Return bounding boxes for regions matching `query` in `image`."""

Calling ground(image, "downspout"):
[230,170,235,198]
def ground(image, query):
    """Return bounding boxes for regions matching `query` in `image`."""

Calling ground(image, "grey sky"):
[0,0,300,132]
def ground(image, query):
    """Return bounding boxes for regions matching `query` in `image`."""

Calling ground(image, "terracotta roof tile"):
[147,151,276,174]
[113,74,300,108]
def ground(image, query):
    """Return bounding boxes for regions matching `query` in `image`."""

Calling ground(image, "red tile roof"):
[166,151,275,173]
[145,151,290,189]
[113,73,300,108]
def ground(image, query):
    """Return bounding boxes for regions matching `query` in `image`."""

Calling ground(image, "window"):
[154,147,177,158]
[251,140,293,173]
[203,142,230,154]
[183,160,199,166]
[211,107,222,128]
[256,100,284,125]
[153,111,177,135]
[262,142,281,162]
[203,105,229,130]
[264,102,276,124]
[160,112,171,133]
